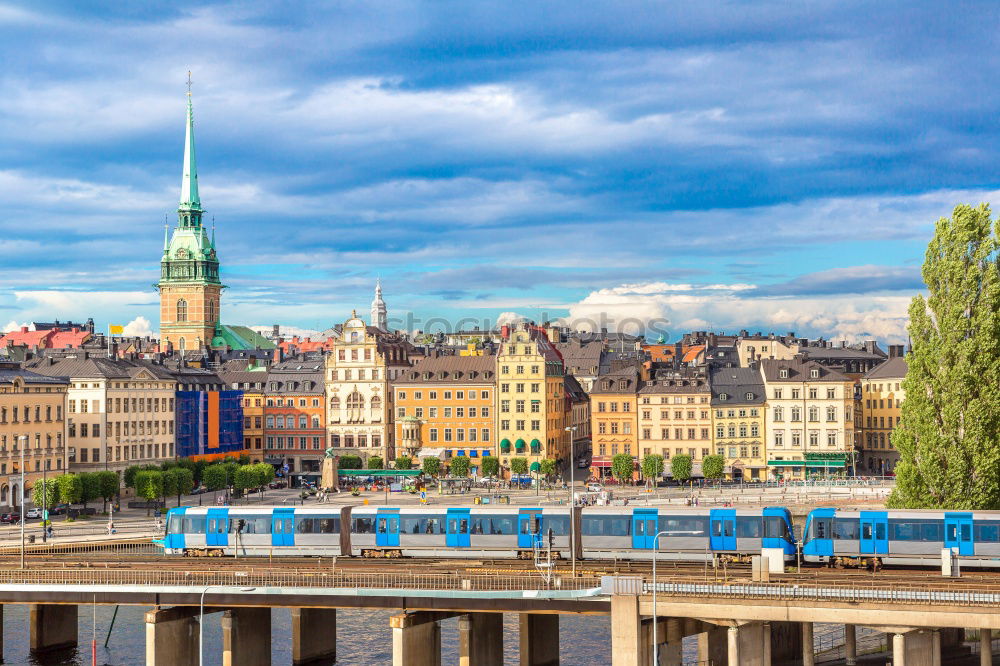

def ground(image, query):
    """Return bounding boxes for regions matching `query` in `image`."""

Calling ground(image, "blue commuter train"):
[802,508,999,568]
[162,505,798,562]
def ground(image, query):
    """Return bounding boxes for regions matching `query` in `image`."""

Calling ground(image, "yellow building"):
[638,367,712,478]
[393,355,495,473]
[496,323,567,471]
[217,360,270,462]
[860,348,906,475]
[709,367,767,481]
[589,367,640,477]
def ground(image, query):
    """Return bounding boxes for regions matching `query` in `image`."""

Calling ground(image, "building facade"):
[709,367,766,481]
[217,361,268,461]
[859,348,906,475]
[325,313,411,464]
[0,363,69,507]
[638,367,713,477]
[588,367,639,477]
[761,359,856,480]
[496,324,568,470]
[392,355,495,473]
[171,367,243,461]
[264,357,326,484]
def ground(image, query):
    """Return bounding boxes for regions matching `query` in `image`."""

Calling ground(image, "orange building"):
[640,342,705,365]
[264,357,326,486]
[393,355,495,474]
[589,366,640,478]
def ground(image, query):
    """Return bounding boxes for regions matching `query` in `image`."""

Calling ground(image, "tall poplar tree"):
[888,204,1000,509]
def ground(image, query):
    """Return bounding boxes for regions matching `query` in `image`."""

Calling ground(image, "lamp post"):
[18,435,27,570]
[652,529,670,666]
[564,425,578,577]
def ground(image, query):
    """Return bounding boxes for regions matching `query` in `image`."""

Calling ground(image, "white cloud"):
[249,325,321,339]
[122,316,154,337]
[496,311,528,326]
[3,321,33,333]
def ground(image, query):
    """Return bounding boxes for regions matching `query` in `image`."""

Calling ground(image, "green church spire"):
[179,71,201,219]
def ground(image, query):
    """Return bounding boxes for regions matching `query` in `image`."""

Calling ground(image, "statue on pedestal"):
[322,447,339,491]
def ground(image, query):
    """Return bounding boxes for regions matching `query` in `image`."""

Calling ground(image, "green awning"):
[514,438,526,449]
[500,438,511,449]
[529,462,541,472]
[767,460,846,468]
[338,469,422,477]
[530,439,541,447]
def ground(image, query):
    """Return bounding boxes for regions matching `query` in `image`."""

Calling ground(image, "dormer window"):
[779,369,789,379]
[745,392,754,401]
[810,368,819,378]
[720,393,728,400]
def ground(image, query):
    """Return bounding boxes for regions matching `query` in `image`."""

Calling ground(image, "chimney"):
[273,346,283,363]
[20,326,27,333]
[840,340,846,348]
[864,340,877,354]
[272,324,280,339]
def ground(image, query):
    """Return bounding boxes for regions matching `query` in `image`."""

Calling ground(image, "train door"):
[447,508,471,548]
[272,508,295,547]
[206,508,229,547]
[165,508,187,551]
[709,509,736,551]
[859,511,888,555]
[944,512,974,556]
[376,509,400,548]
[631,509,658,549]
[518,508,543,549]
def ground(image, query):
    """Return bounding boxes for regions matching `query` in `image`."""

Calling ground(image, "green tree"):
[56,473,82,505]
[338,455,363,470]
[96,471,119,512]
[450,456,470,478]
[539,458,557,479]
[233,465,256,494]
[134,470,163,515]
[368,456,384,470]
[253,462,275,488]
[166,468,194,506]
[79,472,102,508]
[481,456,500,478]
[641,454,665,486]
[422,457,441,477]
[889,203,1000,509]
[160,469,178,504]
[395,456,413,470]
[202,464,228,503]
[510,457,528,476]
[611,454,634,483]
[671,454,693,483]
[702,455,725,483]
[32,478,59,509]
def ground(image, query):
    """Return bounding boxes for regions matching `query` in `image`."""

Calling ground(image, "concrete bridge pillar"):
[890,629,937,666]
[520,613,559,666]
[769,621,802,662]
[802,621,815,666]
[611,595,640,666]
[29,603,77,653]
[696,622,769,666]
[660,617,683,666]
[459,612,503,666]
[980,629,992,666]
[638,617,669,666]
[145,607,200,666]
[222,607,271,666]
[291,608,337,666]
[845,624,857,666]
[391,611,446,666]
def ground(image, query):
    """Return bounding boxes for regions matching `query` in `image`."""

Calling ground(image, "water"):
[2,604,615,665]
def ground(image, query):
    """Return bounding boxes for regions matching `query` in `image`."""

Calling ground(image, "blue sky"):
[2,1,999,342]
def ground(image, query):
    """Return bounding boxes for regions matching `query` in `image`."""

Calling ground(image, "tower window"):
[206,300,215,322]
[176,299,188,322]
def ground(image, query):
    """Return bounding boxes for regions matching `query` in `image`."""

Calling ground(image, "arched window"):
[206,300,216,322]
[347,391,364,423]
[178,337,186,352]
[312,416,320,428]
[329,396,340,423]
[176,299,188,322]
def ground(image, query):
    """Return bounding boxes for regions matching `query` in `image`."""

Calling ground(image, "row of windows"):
[810,518,984,543]
[330,369,381,381]
[864,383,901,393]
[0,405,62,422]
[397,390,490,401]
[266,398,321,407]
[500,383,545,394]
[772,387,840,399]
[67,442,172,464]
[401,406,490,419]
[867,416,899,429]
[70,397,174,414]
[866,432,895,449]
[352,514,571,536]
[598,422,632,435]
[337,348,373,362]
[642,410,709,420]
[428,428,490,443]
[639,396,709,405]
[0,433,62,449]
[580,516,789,539]
[500,365,541,375]
[715,424,760,438]
[265,415,322,429]
[499,419,541,431]
[714,408,760,418]
[329,434,382,448]
[266,436,324,450]
[773,406,842,422]
[634,427,709,440]
[773,431,840,447]
[716,445,762,459]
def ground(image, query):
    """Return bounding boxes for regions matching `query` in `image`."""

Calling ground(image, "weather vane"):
[187,70,192,96]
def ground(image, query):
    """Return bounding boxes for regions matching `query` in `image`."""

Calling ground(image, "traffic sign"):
[42,510,48,520]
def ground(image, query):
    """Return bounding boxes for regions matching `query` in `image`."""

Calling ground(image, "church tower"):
[157,78,223,353]
[370,278,388,330]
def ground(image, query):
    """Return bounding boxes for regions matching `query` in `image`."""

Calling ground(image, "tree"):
[539,458,557,480]
[160,469,178,504]
[135,471,163,515]
[338,455,363,470]
[395,456,413,470]
[96,471,119,512]
[166,468,194,506]
[481,456,500,478]
[56,473,82,505]
[889,204,1000,509]
[253,462,275,488]
[233,465,257,494]
[702,455,725,483]
[32,478,59,509]
[611,454,634,483]
[510,457,528,476]
[202,464,228,504]
[641,454,665,486]
[422,457,441,478]
[450,456,470,478]
[368,456,384,470]
[671,454,693,483]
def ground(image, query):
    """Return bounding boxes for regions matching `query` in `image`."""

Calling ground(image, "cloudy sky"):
[2,1,998,342]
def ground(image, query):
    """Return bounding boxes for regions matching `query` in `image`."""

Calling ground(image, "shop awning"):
[591,460,611,468]
[768,460,847,468]
[338,469,421,477]
[514,438,526,449]
[499,438,511,450]
[529,462,541,472]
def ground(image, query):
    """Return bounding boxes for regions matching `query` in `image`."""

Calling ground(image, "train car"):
[163,506,351,557]
[802,508,1000,568]
[348,505,577,559]
[580,506,796,562]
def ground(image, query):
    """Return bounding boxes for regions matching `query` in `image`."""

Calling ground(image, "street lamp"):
[652,529,670,666]
[564,425,578,577]
[18,435,27,569]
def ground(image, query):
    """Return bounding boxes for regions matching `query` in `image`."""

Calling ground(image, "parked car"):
[0,513,20,524]
[190,486,208,495]
[49,504,70,515]
[25,508,41,519]
[268,481,286,489]
[586,483,604,493]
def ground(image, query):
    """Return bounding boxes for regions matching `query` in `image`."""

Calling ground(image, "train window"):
[814,520,829,539]
[353,517,375,533]
[208,519,215,533]
[736,518,761,538]
[184,517,206,533]
[544,517,570,535]
[424,518,444,534]
[580,516,630,536]
[764,517,789,540]
[377,518,387,533]
[320,518,339,533]
[285,519,294,534]
[961,524,971,541]
[402,518,422,534]
[723,521,734,538]
[976,524,1000,542]
[946,524,956,541]
[482,516,516,535]
[922,523,942,541]
[168,519,183,534]
[890,522,918,541]
[875,523,885,540]
[635,520,645,535]
[712,521,722,537]
[861,523,872,540]
[832,519,859,540]
[459,519,468,534]
[659,517,708,537]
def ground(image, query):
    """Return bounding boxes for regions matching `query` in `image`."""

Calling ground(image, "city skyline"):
[4,2,1000,341]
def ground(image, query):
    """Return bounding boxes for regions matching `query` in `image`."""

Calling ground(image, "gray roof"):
[864,356,907,380]
[709,367,765,406]
[760,358,850,383]
[394,355,495,384]
[639,367,710,395]
[0,367,69,385]
[590,367,641,395]
[24,356,175,381]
